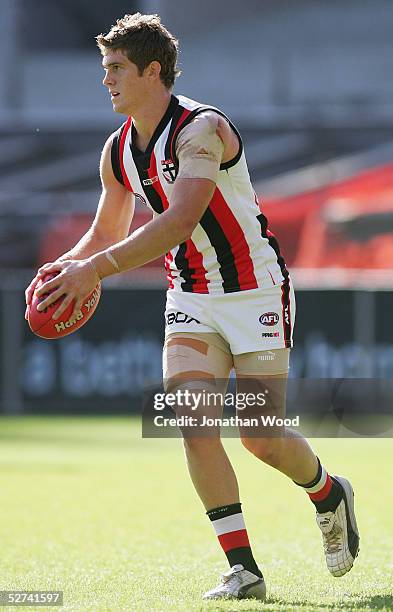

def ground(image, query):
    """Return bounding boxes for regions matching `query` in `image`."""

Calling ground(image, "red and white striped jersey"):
[111,94,288,294]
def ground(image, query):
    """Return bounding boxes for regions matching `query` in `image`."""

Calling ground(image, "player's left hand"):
[35,259,100,321]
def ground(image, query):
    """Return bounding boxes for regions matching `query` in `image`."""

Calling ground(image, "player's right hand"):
[25,275,40,318]
[24,265,54,318]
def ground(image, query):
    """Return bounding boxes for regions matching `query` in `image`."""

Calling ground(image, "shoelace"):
[323,521,343,554]
[220,570,241,591]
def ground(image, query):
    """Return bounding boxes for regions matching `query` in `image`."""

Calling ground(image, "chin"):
[113,102,128,115]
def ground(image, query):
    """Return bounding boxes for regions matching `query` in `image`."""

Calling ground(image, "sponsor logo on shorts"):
[166,312,201,325]
[261,332,280,338]
[259,312,279,326]
[284,305,290,325]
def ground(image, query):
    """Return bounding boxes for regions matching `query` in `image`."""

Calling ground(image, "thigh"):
[163,332,233,383]
[233,347,290,377]
[234,349,290,438]
[163,333,233,435]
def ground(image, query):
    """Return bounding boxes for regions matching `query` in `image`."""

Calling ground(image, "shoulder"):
[175,111,224,160]
[100,125,129,187]
[108,119,131,147]
[175,96,237,145]
[102,121,127,155]
[173,97,241,168]
[178,111,220,140]
[176,110,239,164]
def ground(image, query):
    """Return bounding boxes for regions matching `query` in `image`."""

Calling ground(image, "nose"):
[103,71,114,87]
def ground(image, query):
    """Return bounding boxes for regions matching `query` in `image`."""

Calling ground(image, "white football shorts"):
[164,278,295,355]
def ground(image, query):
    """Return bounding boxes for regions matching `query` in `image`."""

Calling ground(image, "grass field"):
[0,417,392,611]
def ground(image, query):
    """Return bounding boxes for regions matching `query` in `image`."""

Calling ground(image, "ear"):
[146,60,162,81]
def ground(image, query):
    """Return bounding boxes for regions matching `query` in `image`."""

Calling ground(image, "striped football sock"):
[207,502,262,577]
[295,457,343,513]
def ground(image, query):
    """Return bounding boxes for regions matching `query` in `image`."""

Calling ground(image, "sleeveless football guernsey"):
[111,94,289,296]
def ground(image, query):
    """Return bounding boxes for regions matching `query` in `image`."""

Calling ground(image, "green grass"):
[0,417,392,611]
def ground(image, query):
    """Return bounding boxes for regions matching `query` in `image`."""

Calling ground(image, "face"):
[102,49,148,115]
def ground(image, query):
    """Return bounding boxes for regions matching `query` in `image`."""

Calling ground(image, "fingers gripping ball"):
[27,274,101,339]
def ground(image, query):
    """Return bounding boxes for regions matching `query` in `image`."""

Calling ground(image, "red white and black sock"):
[295,457,343,513]
[207,502,262,577]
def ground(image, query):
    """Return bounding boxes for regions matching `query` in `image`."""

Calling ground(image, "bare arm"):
[60,134,134,259]
[25,134,133,305]
[36,113,227,319]
[92,177,216,276]
[91,111,226,276]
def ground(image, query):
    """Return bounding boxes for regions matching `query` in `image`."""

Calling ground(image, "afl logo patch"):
[259,312,279,326]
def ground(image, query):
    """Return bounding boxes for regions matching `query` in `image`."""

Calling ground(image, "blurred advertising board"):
[0,287,392,415]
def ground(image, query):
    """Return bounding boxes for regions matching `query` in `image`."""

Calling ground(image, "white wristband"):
[105,250,120,272]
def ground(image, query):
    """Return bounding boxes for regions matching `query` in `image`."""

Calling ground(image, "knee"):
[183,436,222,456]
[241,436,283,467]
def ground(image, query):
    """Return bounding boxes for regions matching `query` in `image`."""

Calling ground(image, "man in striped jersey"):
[26,13,359,601]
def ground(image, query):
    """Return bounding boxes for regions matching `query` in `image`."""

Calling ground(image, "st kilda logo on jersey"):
[259,312,279,326]
[161,158,177,184]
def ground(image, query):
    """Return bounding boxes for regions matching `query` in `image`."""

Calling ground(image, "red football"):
[27,273,101,339]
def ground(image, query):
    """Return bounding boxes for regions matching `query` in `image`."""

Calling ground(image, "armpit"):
[176,112,224,181]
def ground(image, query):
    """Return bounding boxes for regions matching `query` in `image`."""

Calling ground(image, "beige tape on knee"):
[234,348,290,376]
[176,112,224,181]
[163,341,228,416]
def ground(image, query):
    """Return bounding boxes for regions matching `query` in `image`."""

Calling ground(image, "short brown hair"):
[96,13,180,89]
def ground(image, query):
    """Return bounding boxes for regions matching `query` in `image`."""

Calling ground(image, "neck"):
[132,89,172,147]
